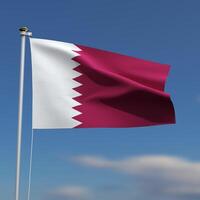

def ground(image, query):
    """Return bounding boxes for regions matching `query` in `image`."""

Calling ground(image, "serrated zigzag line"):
[69,49,84,126]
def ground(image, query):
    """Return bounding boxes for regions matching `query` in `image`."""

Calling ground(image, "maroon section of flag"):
[73,45,175,128]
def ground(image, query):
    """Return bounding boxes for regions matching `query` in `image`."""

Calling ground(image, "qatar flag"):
[30,38,175,129]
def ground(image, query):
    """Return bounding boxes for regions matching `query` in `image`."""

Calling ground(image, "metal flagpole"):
[27,129,34,200]
[15,27,32,200]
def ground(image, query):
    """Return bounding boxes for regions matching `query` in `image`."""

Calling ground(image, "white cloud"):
[50,185,91,199]
[72,155,200,198]
[72,155,112,168]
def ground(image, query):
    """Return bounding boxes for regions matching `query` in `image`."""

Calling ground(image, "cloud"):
[49,185,91,200]
[197,95,200,103]
[72,155,200,199]
[72,155,112,168]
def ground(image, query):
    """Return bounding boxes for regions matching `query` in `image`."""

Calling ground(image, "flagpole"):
[15,27,32,200]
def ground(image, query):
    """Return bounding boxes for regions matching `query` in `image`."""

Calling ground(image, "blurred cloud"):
[197,95,200,103]
[49,185,91,200]
[72,155,200,199]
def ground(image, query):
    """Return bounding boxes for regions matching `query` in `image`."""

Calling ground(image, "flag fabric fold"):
[30,38,175,129]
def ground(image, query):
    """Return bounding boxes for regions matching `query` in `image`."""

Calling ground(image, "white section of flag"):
[30,38,82,129]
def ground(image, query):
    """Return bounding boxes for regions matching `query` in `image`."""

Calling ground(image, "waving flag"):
[30,38,175,129]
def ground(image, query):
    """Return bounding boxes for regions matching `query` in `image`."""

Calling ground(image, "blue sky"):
[0,0,200,200]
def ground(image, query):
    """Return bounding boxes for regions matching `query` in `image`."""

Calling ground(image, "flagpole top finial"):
[19,26,32,37]
[19,26,29,32]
